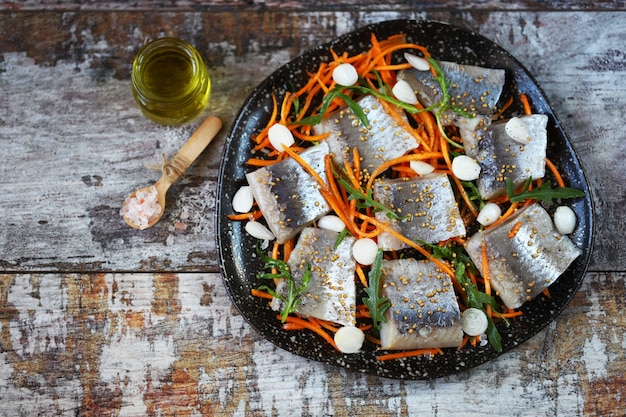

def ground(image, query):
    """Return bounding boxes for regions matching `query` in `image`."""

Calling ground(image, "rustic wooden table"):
[1,1,625,416]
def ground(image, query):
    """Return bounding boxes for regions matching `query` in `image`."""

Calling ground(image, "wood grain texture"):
[0,272,624,416]
[2,0,625,11]
[1,10,624,272]
[1,3,625,416]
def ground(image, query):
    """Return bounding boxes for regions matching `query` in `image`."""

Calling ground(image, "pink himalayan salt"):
[120,185,162,230]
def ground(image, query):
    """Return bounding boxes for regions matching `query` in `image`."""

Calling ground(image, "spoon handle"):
[164,115,223,183]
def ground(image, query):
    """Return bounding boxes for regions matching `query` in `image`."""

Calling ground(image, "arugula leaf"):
[506,177,585,203]
[255,245,311,322]
[362,250,391,333]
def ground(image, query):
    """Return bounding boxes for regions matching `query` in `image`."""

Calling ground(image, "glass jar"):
[131,38,211,125]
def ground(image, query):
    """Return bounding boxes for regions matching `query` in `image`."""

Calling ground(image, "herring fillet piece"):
[461,114,548,199]
[465,203,582,309]
[245,142,331,244]
[379,258,463,350]
[312,94,419,173]
[398,61,505,131]
[372,173,466,250]
[283,227,357,326]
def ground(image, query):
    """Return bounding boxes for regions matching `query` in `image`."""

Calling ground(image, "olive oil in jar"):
[131,38,211,125]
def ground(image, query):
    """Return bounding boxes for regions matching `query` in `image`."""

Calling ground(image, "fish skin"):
[285,227,357,327]
[379,258,463,350]
[372,173,466,250]
[245,142,331,244]
[312,95,419,173]
[461,114,548,199]
[465,203,582,309]
[398,61,505,130]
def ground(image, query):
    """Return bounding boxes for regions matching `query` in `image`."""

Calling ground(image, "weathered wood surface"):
[1,10,624,272]
[1,2,625,416]
[1,272,624,416]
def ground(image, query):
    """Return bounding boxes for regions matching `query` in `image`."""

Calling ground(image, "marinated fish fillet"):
[461,114,548,199]
[465,203,582,309]
[312,94,419,174]
[245,142,331,244]
[372,173,466,251]
[398,62,505,131]
[379,258,463,350]
[282,227,357,326]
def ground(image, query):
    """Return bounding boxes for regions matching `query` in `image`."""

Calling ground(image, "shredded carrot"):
[520,93,532,115]
[356,263,368,287]
[545,157,566,188]
[226,210,263,221]
[251,288,274,301]
[282,315,340,351]
[377,348,443,361]
[508,221,523,238]
[480,243,492,301]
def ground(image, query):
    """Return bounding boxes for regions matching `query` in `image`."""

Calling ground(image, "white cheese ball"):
[268,123,295,152]
[317,215,346,233]
[404,52,430,71]
[553,205,577,234]
[352,238,378,265]
[334,326,365,354]
[332,63,359,86]
[232,185,254,213]
[392,79,418,104]
[462,308,489,336]
[505,117,532,144]
[245,221,275,241]
[476,203,502,226]
[452,155,481,181]
[409,160,435,176]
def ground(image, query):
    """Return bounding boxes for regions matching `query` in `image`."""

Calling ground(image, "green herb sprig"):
[255,246,311,323]
[506,177,585,203]
[362,250,391,333]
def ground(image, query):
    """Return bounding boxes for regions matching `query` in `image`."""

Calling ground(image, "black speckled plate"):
[216,20,594,380]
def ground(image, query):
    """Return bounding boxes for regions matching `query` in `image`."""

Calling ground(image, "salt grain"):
[120,185,162,230]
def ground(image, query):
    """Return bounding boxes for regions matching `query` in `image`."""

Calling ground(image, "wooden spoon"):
[121,115,222,229]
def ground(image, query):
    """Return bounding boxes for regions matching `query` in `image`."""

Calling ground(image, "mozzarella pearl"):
[392,79,418,104]
[245,221,275,241]
[462,308,489,336]
[232,185,254,213]
[268,123,295,152]
[332,63,359,86]
[553,206,577,234]
[409,160,435,176]
[452,155,481,181]
[352,238,378,265]
[505,117,532,144]
[317,215,346,233]
[334,326,365,354]
[476,203,502,226]
[404,52,430,71]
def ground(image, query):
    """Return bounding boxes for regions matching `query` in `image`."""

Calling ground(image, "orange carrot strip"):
[486,201,519,230]
[520,93,532,115]
[480,242,492,296]
[508,221,523,238]
[227,210,263,221]
[356,263,368,287]
[377,348,443,361]
[545,157,566,188]
[282,315,340,351]
[251,288,274,300]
